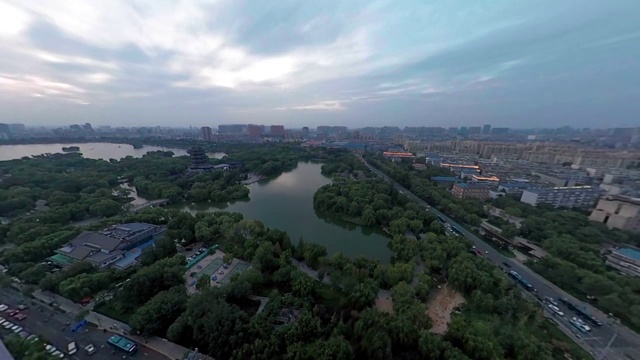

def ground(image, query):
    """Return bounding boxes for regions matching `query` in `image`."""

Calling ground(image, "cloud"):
[278,100,347,111]
[0,0,638,128]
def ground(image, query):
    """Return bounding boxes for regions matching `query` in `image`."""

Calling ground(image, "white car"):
[3,322,13,329]
[12,326,23,333]
[52,350,65,358]
[0,304,8,311]
[548,304,564,316]
[85,344,97,355]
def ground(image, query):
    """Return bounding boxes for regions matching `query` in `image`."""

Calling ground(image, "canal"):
[176,162,392,262]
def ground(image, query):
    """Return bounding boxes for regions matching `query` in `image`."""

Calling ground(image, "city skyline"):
[0,1,639,128]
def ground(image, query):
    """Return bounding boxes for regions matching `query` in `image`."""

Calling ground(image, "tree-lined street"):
[360,156,640,359]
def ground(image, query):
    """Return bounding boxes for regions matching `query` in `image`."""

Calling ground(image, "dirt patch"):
[375,296,394,314]
[428,284,465,334]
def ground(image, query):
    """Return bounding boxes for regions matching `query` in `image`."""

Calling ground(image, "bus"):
[107,335,138,355]
[451,226,463,236]
[437,215,446,223]
[508,270,534,292]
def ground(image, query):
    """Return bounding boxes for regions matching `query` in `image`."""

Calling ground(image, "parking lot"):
[184,249,251,292]
[0,288,169,360]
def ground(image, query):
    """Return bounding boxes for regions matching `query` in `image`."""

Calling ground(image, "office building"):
[451,183,490,200]
[301,127,309,139]
[589,195,640,233]
[482,124,492,135]
[270,125,285,137]
[520,186,602,209]
[201,126,213,141]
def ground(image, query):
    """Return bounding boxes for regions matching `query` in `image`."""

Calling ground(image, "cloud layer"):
[1,0,639,128]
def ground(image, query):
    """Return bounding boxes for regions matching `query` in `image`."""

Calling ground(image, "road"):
[361,157,640,360]
[0,288,169,360]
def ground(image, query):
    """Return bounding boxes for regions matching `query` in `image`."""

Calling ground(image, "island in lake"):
[61,146,80,152]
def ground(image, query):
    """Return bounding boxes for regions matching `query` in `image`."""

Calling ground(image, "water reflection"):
[176,162,391,262]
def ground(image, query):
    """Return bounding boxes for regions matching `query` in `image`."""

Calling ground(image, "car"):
[475,250,483,256]
[17,304,27,310]
[14,313,27,321]
[80,297,93,306]
[8,309,19,317]
[545,297,559,306]
[0,304,8,311]
[85,344,97,355]
[12,325,23,333]
[472,245,476,249]
[185,247,193,251]
[502,262,511,268]
[27,334,39,342]
[218,270,224,275]
[485,250,489,254]
[45,345,57,354]
[548,304,564,316]
[3,322,13,329]
[52,350,65,358]
[0,319,6,326]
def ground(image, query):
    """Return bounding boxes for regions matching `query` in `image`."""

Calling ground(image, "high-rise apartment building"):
[482,124,491,134]
[247,124,263,138]
[270,125,285,137]
[301,127,309,139]
[201,126,213,141]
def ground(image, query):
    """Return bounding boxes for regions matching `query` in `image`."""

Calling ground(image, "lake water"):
[0,142,226,161]
[176,162,392,262]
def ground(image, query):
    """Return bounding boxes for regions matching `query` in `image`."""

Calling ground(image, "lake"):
[0,142,226,161]
[176,162,392,262]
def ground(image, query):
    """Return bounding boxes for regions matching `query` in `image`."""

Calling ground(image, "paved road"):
[361,157,640,360]
[0,289,169,360]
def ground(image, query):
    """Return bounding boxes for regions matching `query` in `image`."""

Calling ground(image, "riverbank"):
[241,173,266,185]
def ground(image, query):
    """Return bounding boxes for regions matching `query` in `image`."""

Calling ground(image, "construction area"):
[428,284,466,334]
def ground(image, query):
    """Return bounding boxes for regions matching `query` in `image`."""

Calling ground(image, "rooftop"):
[616,248,640,261]
[604,195,640,206]
[455,183,489,189]
[431,176,458,182]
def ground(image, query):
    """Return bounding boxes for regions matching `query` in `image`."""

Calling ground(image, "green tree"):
[130,286,188,336]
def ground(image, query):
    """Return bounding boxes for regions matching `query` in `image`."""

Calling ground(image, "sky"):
[0,0,639,129]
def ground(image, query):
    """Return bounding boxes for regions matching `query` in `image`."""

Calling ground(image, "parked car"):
[0,304,8,311]
[14,313,27,321]
[8,309,19,317]
[85,344,97,355]
[27,334,39,342]
[501,262,511,268]
[17,304,27,310]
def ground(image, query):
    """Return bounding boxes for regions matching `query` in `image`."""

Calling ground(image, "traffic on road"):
[360,156,640,359]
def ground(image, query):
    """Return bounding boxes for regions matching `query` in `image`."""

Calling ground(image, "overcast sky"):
[1,0,639,129]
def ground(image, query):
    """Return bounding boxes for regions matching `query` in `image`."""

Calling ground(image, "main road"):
[360,156,640,360]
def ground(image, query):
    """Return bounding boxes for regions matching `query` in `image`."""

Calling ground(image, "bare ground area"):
[428,284,465,334]
[375,296,395,314]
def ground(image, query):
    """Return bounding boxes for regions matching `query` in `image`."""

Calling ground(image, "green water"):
[176,162,392,262]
